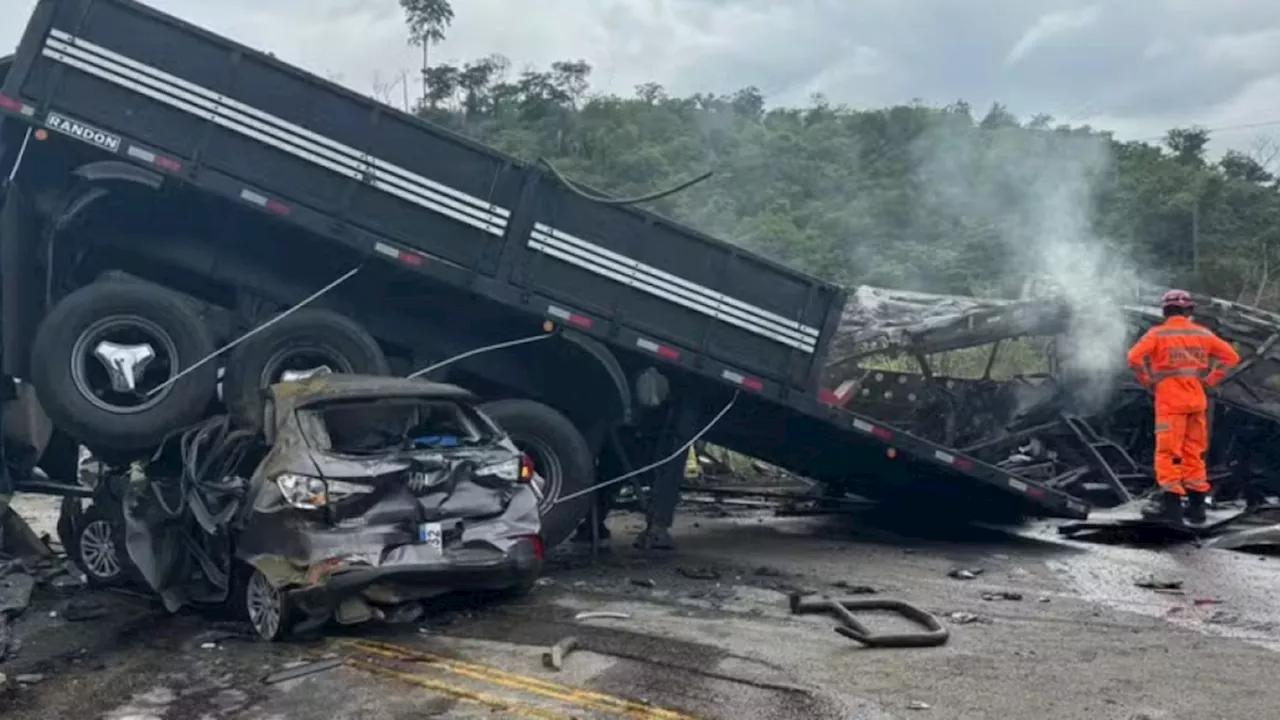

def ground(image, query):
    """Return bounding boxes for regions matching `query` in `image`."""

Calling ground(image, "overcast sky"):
[6,0,1280,157]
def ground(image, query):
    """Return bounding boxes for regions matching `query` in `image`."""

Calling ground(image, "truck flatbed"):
[0,0,1088,521]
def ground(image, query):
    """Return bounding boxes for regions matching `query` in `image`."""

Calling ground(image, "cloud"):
[3,0,1280,154]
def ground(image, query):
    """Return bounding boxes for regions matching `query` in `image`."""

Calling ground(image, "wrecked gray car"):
[113,375,543,640]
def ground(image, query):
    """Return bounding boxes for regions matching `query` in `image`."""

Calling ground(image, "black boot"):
[1140,491,1184,524]
[1185,491,1208,525]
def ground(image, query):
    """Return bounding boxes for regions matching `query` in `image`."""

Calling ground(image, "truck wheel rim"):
[258,345,354,387]
[71,315,179,414]
[80,519,120,578]
[514,436,563,514]
[246,571,282,639]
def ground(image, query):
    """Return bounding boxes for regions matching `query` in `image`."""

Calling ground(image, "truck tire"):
[222,308,388,430]
[479,399,594,549]
[30,281,219,451]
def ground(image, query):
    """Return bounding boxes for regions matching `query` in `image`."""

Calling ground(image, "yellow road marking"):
[342,638,702,720]
[345,658,570,720]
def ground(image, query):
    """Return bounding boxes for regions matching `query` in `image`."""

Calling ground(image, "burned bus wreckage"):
[823,285,1280,510]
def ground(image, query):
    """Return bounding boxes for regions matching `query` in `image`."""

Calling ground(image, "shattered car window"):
[298,399,497,454]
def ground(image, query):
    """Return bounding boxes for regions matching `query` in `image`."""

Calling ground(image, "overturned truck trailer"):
[824,286,1280,508]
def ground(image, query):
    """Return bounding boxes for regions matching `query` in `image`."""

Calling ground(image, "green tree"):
[400,0,454,100]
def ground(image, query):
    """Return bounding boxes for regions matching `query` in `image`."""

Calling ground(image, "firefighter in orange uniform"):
[1126,290,1239,524]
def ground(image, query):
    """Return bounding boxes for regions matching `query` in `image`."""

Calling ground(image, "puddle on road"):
[1032,527,1280,651]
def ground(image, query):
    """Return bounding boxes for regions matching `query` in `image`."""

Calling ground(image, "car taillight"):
[519,453,534,483]
[527,534,544,559]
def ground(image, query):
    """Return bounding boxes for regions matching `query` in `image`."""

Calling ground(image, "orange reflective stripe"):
[1153,423,1171,432]
[1154,328,1212,337]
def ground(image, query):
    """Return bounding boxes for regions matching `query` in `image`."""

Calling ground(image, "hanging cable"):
[553,390,739,506]
[406,332,554,379]
[146,265,363,397]
[538,157,712,206]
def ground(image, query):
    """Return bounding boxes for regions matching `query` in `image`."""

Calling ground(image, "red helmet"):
[1162,289,1194,310]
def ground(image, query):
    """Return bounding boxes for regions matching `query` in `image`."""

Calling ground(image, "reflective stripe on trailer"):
[721,369,763,391]
[851,417,892,440]
[546,304,592,328]
[125,143,182,172]
[374,241,424,266]
[635,337,680,360]
[239,188,289,214]
[40,30,510,237]
[527,222,820,354]
[0,95,36,116]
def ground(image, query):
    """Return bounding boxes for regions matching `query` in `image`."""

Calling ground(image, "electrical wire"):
[405,332,553,379]
[538,157,713,206]
[146,264,363,397]
[553,390,740,506]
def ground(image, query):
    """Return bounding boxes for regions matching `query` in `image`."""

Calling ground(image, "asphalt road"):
[4,501,1280,719]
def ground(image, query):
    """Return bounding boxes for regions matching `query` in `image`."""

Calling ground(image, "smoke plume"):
[911,116,1145,411]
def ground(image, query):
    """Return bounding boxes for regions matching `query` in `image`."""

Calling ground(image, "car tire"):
[235,563,294,642]
[222,308,388,430]
[30,281,219,452]
[69,503,130,588]
[479,399,594,550]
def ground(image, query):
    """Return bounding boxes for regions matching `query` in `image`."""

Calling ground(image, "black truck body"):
[0,0,1089,522]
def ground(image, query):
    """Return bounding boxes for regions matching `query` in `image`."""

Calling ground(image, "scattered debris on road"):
[948,568,984,580]
[262,658,345,685]
[947,611,992,625]
[1134,576,1183,591]
[574,611,631,621]
[788,593,949,648]
[541,635,580,671]
[981,591,1024,601]
[677,566,721,580]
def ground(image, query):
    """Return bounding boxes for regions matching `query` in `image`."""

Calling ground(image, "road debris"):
[677,566,721,580]
[907,700,932,710]
[14,673,45,684]
[542,635,580,671]
[753,565,783,577]
[947,611,992,625]
[948,568,984,580]
[981,591,1023,601]
[262,658,345,684]
[574,611,631,621]
[788,593,949,647]
[1134,576,1182,590]
[630,577,657,588]
[58,596,107,621]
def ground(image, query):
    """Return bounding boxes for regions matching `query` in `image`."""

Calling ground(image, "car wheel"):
[30,281,218,451]
[242,565,293,642]
[478,399,594,549]
[222,308,388,430]
[70,504,129,587]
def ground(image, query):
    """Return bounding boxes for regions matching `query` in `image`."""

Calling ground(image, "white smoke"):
[911,117,1146,411]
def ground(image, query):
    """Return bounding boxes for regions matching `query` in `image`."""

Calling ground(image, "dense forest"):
[396,1,1280,308]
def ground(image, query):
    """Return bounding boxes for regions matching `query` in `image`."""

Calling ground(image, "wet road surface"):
[5,503,1280,718]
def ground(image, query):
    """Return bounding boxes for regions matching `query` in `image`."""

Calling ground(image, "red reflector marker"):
[722,369,763,391]
[0,95,20,111]
[636,337,680,360]
[373,241,423,266]
[871,426,893,440]
[153,156,182,172]
[265,200,290,215]
[818,388,841,405]
[547,304,592,328]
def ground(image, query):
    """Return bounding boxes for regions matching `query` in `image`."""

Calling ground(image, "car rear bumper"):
[286,536,541,608]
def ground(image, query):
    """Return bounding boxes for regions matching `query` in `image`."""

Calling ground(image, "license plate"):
[417,522,443,551]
